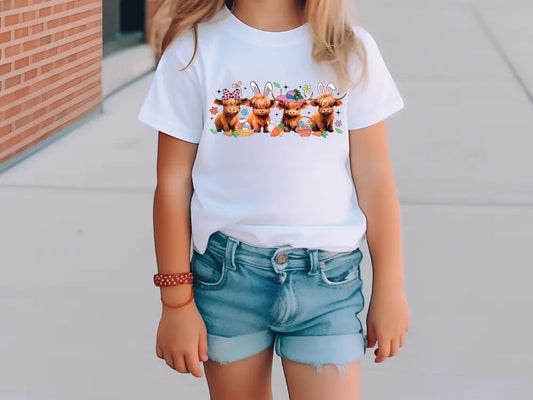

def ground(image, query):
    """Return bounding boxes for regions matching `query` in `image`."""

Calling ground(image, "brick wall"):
[0,0,102,165]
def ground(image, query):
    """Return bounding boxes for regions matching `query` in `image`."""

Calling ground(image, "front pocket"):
[318,248,363,288]
[191,249,228,289]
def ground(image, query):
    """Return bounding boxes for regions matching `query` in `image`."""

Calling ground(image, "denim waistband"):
[203,230,360,275]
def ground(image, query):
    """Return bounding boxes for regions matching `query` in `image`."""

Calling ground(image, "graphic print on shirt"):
[209,81,346,138]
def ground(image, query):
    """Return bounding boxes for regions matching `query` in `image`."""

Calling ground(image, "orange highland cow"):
[247,81,276,133]
[273,88,312,132]
[213,88,250,132]
[309,82,346,132]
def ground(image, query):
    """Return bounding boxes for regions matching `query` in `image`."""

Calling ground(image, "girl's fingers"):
[156,345,164,359]
[366,324,377,348]
[198,331,209,362]
[175,355,188,373]
[390,336,399,357]
[164,353,175,370]
[400,330,406,347]
[185,352,203,378]
[375,337,390,363]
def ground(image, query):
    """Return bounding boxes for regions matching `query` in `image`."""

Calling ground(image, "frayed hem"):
[313,362,350,376]
[208,358,236,366]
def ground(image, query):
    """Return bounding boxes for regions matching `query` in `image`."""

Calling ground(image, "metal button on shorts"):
[276,253,288,264]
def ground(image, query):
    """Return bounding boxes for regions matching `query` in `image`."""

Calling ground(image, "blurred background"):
[1,0,532,399]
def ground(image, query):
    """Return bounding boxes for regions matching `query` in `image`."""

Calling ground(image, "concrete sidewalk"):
[1,1,532,399]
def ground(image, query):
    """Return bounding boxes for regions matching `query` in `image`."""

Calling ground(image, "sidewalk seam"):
[471,6,533,105]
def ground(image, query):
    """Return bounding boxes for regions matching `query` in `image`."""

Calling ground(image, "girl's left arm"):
[349,120,410,363]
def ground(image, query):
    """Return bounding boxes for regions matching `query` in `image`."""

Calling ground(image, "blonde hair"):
[148,0,367,92]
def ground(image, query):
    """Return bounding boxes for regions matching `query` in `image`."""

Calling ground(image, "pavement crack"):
[471,6,533,105]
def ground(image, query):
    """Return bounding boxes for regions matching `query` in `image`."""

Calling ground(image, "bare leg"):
[282,358,361,400]
[203,345,275,400]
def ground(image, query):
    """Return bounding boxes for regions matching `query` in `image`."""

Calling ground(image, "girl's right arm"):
[153,131,208,378]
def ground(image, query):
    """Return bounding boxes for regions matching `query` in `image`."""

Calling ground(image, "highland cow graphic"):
[309,82,346,132]
[273,87,313,132]
[247,81,276,133]
[210,80,346,138]
[213,88,250,132]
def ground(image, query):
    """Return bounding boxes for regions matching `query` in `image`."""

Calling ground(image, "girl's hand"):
[156,298,209,377]
[366,289,410,363]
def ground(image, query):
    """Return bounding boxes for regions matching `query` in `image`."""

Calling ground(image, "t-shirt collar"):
[218,3,310,46]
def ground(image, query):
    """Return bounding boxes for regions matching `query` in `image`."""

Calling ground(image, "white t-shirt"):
[137,4,405,255]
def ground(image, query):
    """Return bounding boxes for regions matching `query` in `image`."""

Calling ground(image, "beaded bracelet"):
[154,272,195,309]
[154,272,194,286]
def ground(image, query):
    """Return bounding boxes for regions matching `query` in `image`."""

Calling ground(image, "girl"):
[138,0,410,399]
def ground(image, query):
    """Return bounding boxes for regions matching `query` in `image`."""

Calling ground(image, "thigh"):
[281,358,361,400]
[203,344,275,400]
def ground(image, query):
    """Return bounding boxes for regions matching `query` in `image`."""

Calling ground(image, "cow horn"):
[270,88,281,102]
[335,92,347,101]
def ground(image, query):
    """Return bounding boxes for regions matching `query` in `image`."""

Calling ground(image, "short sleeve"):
[137,38,204,143]
[346,27,405,130]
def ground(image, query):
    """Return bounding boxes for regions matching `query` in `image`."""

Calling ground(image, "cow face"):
[276,101,309,118]
[309,93,343,115]
[213,98,250,115]
[250,95,274,117]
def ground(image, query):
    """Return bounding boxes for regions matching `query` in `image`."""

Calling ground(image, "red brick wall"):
[0,0,102,165]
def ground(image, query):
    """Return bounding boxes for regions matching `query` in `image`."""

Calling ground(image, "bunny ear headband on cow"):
[307,82,347,102]
[250,81,273,96]
[317,82,337,94]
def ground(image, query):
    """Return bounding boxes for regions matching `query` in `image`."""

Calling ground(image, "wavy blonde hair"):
[148,0,367,92]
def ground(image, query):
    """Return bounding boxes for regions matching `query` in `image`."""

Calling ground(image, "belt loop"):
[306,249,318,276]
[224,236,239,270]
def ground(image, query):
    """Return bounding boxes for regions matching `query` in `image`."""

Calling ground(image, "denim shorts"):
[191,230,367,375]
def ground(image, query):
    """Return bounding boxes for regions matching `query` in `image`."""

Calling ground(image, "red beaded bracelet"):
[154,272,194,286]
[154,272,195,309]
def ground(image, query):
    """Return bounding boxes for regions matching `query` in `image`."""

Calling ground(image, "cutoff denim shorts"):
[191,230,367,375]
